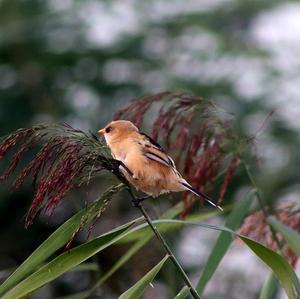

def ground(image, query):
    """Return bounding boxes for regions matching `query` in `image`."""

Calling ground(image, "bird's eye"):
[105,126,112,133]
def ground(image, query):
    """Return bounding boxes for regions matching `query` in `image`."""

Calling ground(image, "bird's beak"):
[98,128,105,135]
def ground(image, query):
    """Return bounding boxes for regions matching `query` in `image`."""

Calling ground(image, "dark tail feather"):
[181,182,223,211]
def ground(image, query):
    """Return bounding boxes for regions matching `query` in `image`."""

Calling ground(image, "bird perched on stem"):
[98,120,222,210]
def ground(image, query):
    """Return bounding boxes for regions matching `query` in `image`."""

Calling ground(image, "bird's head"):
[98,120,138,145]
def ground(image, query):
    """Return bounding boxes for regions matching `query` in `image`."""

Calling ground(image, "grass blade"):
[259,272,279,299]
[0,184,124,297]
[119,255,169,299]
[147,219,300,299]
[196,190,255,294]
[97,238,148,286]
[240,236,300,299]
[2,218,139,299]
[120,204,224,243]
[174,286,190,299]
[83,204,222,298]
[268,217,300,256]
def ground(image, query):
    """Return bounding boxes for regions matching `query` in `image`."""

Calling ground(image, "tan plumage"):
[98,120,222,210]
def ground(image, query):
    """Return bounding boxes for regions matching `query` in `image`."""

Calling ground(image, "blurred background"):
[1,0,300,298]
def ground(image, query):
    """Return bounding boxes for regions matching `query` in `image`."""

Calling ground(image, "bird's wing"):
[138,131,177,170]
[139,132,164,150]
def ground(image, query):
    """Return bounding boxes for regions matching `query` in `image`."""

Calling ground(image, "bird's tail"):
[181,182,223,211]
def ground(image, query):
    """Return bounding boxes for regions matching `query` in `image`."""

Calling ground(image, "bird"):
[98,120,222,210]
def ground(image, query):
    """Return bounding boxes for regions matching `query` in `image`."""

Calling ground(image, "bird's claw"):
[131,195,151,207]
[131,197,141,207]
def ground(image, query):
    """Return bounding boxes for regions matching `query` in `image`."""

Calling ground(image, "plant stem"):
[135,201,202,299]
[242,161,284,255]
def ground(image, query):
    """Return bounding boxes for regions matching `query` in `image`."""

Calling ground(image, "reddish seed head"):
[239,203,300,267]
[0,124,117,226]
[218,157,239,204]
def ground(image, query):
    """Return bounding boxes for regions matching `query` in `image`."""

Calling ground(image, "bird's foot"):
[131,195,151,207]
[126,187,150,207]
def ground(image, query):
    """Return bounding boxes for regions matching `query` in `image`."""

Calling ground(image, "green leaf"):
[147,219,300,299]
[196,190,255,294]
[84,205,222,298]
[70,263,99,272]
[120,203,224,243]
[87,203,187,295]
[119,201,184,243]
[119,255,169,299]
[93,204,224,297]
[268,217,300,257]
[80,238,150,299]
[259,272,279,299]
[0,184,124,297]
[173,286,190,299]
[97,238,149,286]
[240,236,300,299]
[2,218,139,299]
